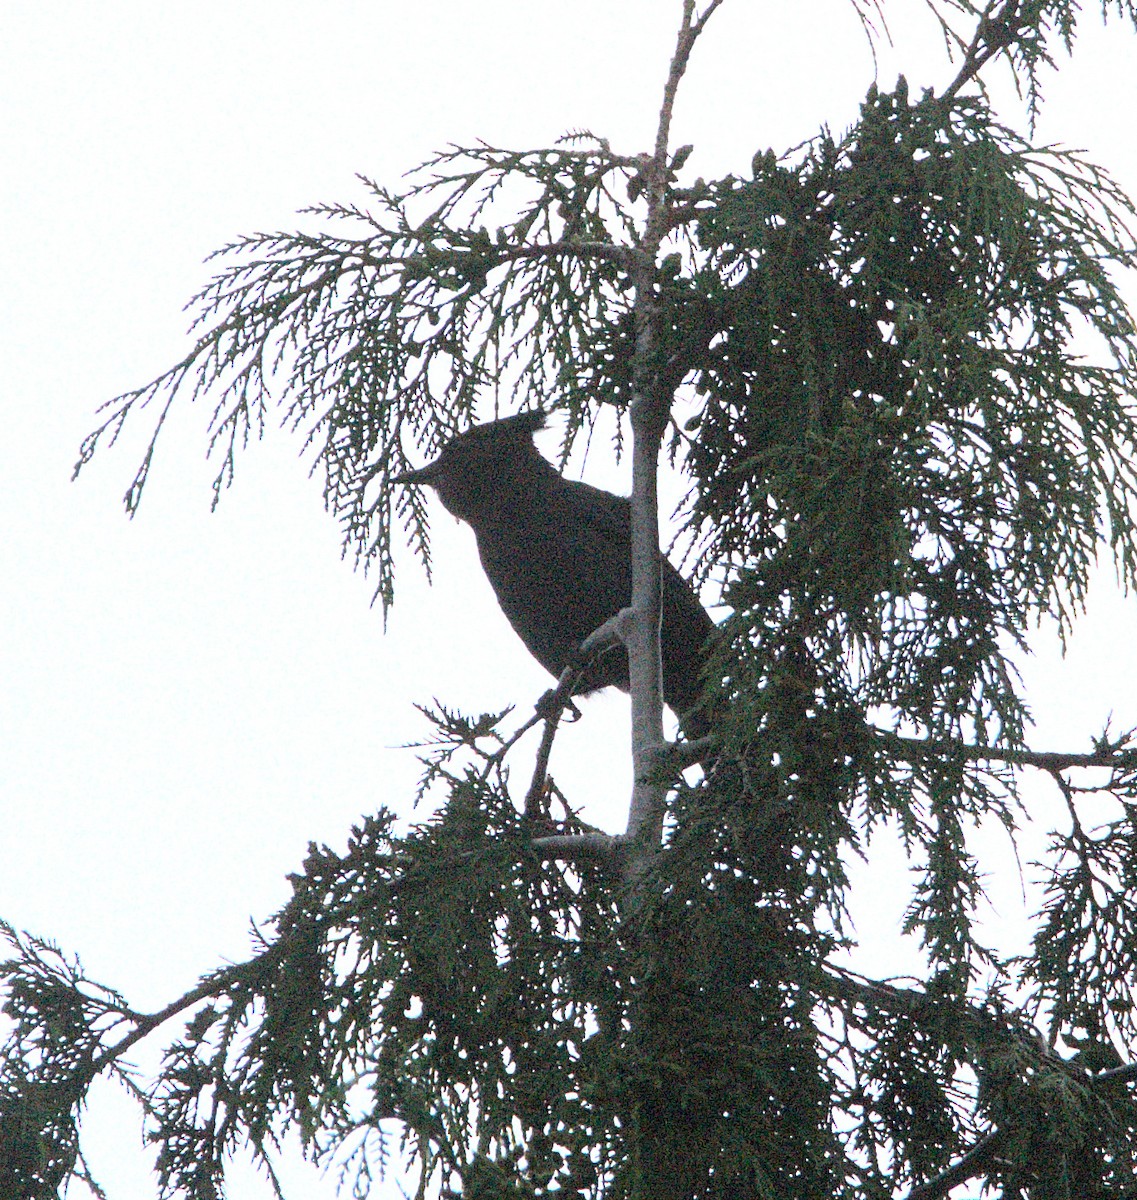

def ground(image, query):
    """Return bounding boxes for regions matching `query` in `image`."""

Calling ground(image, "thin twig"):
[88,949,279,1075]
[524,667,581,817]
[481,709,543,783]
[522,611,629,816]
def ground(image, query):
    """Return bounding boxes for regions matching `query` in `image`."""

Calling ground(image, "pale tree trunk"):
[622,0,724,885]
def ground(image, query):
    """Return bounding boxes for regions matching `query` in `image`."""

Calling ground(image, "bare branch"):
[652,735,714,775]
[492,239,634,268]
[581,607,636,657]
[529,832,626,861]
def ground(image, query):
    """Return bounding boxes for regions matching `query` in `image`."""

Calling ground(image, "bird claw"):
[535,688,581,723]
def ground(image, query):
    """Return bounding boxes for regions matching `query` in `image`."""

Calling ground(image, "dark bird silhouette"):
[396,411,714,734]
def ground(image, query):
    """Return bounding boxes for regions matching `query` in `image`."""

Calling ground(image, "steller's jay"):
[396,411,713,734]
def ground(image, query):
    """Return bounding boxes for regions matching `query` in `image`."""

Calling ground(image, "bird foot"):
[535,688,582,723]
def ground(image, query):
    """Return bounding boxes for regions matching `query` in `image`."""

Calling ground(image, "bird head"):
[394,411,548,522]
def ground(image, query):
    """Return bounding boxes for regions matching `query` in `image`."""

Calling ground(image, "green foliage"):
[1033,790,1137,1044]
[4,785,629,1199]
[12,2,1137,1197]
[0,925,117,1197]
[76,137,645,612]
[688,82,1137,740]
[8,764,1136,1197]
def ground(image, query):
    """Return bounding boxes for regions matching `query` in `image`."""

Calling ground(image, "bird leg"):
[578,606,636,657]
[523,610,638,819]
[534,689,581,724]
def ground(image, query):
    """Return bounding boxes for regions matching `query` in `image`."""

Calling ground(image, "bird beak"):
[392,459,442,486]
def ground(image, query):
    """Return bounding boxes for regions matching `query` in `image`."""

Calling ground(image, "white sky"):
[2,3,1137,1197]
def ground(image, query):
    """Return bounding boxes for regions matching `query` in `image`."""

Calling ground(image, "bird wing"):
[560,480,714,725]
[474,474,713,719]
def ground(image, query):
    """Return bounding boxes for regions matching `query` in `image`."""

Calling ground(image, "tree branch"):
[876,727,1137,775]
[652,734,714,774]
[623,1,724,873]
[529,831,626,861]
[1099,1059,1137,1085]
[655,1,727,165]
[491,239,634,268]
[523,611,631,816]
[88,950,279,1076]
[940,0,1025,103]
[903,1128,1006,1200]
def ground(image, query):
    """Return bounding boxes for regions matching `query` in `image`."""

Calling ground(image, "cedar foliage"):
[7,2,1137,1197]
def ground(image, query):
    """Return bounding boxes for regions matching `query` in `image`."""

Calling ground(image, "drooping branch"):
[88,956,268,1076]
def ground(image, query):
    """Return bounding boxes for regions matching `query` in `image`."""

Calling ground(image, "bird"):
[395,411,714,735]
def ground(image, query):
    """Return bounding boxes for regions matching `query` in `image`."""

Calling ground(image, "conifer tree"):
[6,2,1137,1197]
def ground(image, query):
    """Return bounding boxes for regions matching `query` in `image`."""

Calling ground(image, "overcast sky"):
[3,3,1137,1197]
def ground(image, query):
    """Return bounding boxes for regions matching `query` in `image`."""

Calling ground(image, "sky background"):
[3,3,1137,1197]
